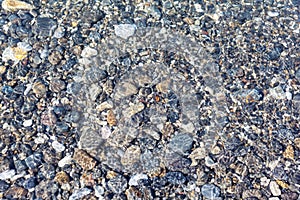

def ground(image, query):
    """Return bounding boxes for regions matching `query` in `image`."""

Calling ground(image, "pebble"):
[165,172,186,185]
[81,46,98,58]
[73,149,97,171]
[0,169,15,180]
[54,171,70,185]
[269,181,281,196]
[69,188,91,200]
[107,175,128,194]
[1,0,33,12]
[201,184,221,199]
[32,81,47,98]
[2,42,31,62]
[168,133,193,154]
[48,51,63,65]
[25,153,43,169]
[23,177,37,189]
[283,144,294,160]
[114,24,136,39]
[35,17,57,37]
[52,140,65,153]
[0,180,9,192]
[129,174,148,186]
[58,154,73,168]
[94,185,104,197]
[23,119,33,127]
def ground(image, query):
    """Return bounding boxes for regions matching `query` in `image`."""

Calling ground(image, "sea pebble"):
[114,24,136,39]
[0,169,15,180]
[269,181,281,196]
[69,188,91,200]
[23,119,33,127]
[52,141,66,153]
[58,154,73,168]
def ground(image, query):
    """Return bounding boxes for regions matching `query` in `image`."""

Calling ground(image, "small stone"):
[69,188,91,200]
[283,144,294,160]
[2,0,33,12]
[0,180,10,192]
[276,180,289,189]
[114,81,138,100]
[107,175,128,194]
[267,11,279,17]
[25,153,43,169]
[114,24,136,39]
[165,172,186,185]
[35,17,57,37]
[0,169,15,180]
[2,42,31,62]
[189,147,206,166]
[41,110,57,126]
[129,102,145,116]
[107,109,117,126]
[269,181,281,196]
[0,66,6,75]
[100,125,112,139]
[48,51,63,65]
[32,81,47,98]
[23,177,37,189]
[23,119,32,127]
[52,140,65,153]
[96,101,113,112]
[54,26,65,38]
[4,186,28,199]
[260,177,270,187]
[94,185,104,197]
[73,149,97,171]
[294,138,300,149]
[50,79,66,92]
[269,197,280,200]
[81,46,98,58]
[58,154,73,168]
[54,171,70,185]
[268,85,285,100]
[201,184,221,199]
[129,174,148,186]
[168,133,193,154]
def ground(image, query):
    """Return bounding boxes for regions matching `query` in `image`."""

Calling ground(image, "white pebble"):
[129,174,148,186]
[114,24,136,39]
[81,46,98,58]
[58,154,73,168]
[286,91,292,100]
[0,169,16,180]
[267,11,279,17]
[52,140,66,153]
[269,181,281,196]
[94,185,104,197]
[23,119,33,127]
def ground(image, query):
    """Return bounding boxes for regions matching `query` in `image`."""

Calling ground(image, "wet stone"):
[35,17,57,37]
[25,153,43,169]
[73,149,97,171]
[168,133,193,154]
[0,180,9,192]
[165,171,186,185]
[107,175,128,194]
[201,184,221,199]
[23,177,37,189]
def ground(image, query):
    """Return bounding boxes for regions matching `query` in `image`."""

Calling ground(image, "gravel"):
[0,0,299,199]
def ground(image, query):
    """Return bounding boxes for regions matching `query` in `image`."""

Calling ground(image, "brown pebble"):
[0,66,6,75]
[50,79,66,93]
[283,144,294,160]
[48,51,63,65]
[32,81,47,98]
[73,149,97,171]
[294,138,300,149]
[107,109,117,126]
[55,171,70,185]
[5,186,28,199]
